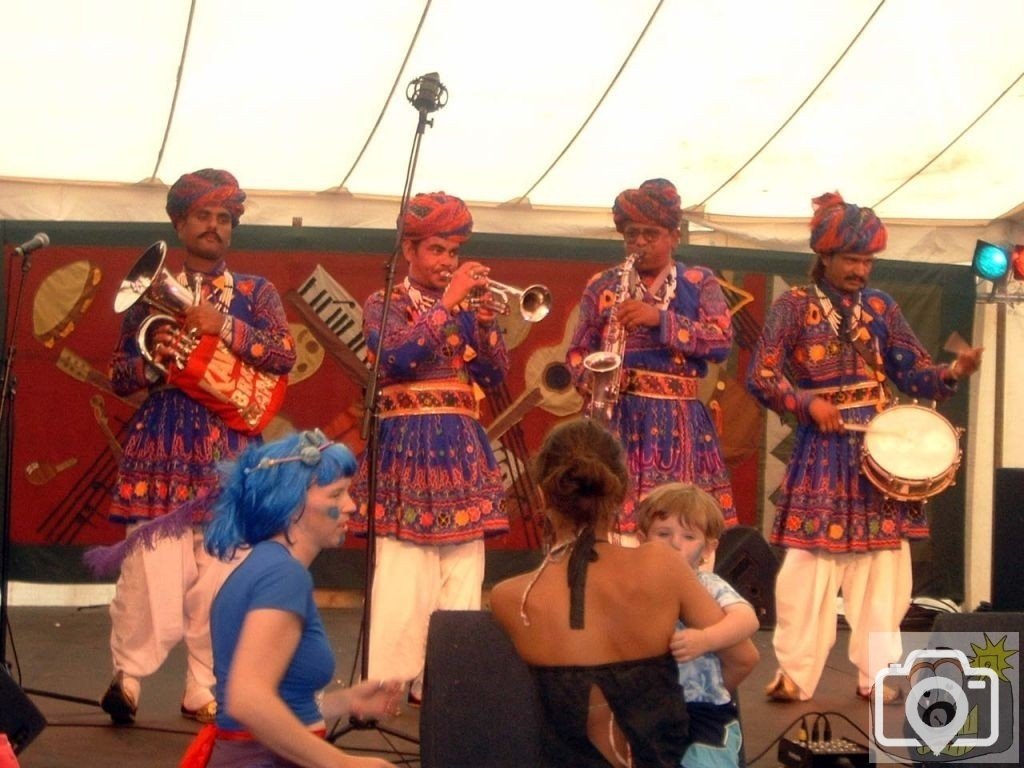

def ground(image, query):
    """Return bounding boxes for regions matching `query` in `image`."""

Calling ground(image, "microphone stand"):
[1,246,99,710]
[328,75,445,754]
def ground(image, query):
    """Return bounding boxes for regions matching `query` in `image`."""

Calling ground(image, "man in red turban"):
[747,192,982,704]
[349,192,509,705]
[165,168,247,229]
[100,169,295,726]
[567,177,737,538]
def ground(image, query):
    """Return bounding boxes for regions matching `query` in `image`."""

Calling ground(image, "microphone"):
[13,232,50,257]
[407,72,447,113]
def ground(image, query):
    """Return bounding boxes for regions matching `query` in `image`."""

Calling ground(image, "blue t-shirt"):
[677,571,749,705]
[211,540,334,730]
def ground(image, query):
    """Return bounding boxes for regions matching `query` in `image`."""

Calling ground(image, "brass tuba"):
[583,253,639,424]
[114,240,197,373]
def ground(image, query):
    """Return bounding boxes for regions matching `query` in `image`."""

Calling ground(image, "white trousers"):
[772,542,912,698]
[109,526,243,708]
[366,537,485,692]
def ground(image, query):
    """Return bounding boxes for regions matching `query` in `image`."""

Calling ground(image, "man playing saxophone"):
[567,178,737,543]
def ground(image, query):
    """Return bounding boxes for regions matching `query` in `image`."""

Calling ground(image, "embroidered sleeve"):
[221,277,296,375]
[875,294,957,402]
[461,313,509,387]
[660,266,733,363]
[109,303,156,395]
[566,270,611,393]
[746,289,815,422]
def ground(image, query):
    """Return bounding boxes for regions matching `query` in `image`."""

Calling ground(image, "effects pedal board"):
[778,736,869,768]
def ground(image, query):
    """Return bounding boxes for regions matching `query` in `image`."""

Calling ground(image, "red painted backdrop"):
[6,240,762,552]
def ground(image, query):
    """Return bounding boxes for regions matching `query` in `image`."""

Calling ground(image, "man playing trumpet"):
[350,191,509,705]
[101,169,295,726]
[567,178,737,543]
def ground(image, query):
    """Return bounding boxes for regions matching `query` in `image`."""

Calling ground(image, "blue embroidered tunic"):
[746,284,958,552]
[350,280,510,545]
[567,262,736,532]
[109,262,295,523]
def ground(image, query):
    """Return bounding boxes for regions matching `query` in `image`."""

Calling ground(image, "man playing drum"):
[746,191,982,704]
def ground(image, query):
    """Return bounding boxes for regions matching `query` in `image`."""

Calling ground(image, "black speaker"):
[714,526,779,630]
[992,468,1024,611]
[0,666,46,755]
[421,610,543,768]
[925,611,1024,768]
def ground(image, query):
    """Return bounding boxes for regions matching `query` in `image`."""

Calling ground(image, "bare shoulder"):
[489,574,527,628]
[631,540,687,570]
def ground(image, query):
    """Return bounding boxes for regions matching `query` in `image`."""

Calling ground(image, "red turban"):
[809,192,887,255]
[402,192,473,243]
[612,178,682,233]
[166,169,247,228]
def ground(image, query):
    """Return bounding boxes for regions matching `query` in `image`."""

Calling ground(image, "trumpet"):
[469,278,552,323]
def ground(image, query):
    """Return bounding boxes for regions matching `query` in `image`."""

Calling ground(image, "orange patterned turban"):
[166,169,247,228]
[809,192,887,255]
[402,192,473,243]
[612,178,682,233]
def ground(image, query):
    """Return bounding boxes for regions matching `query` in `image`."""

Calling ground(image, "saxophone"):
[583,253,639,424]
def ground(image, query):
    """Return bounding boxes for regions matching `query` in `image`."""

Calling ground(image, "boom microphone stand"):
[328,73,447,751]
[2,235,100,730]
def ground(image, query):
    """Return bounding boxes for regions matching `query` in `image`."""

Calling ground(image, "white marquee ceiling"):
[2,0,1024,238]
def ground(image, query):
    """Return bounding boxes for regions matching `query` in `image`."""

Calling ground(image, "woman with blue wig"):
[183,430,400,768]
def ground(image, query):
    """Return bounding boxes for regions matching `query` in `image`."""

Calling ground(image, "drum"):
[860,404,962,501]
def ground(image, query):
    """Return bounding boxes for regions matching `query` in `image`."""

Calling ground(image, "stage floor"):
[5,603,874,767]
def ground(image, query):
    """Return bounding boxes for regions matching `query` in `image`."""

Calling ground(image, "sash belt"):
[378,380,479,419]
[623,369,699,400]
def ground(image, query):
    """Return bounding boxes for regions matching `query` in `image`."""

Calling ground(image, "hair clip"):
[245,429,333,474]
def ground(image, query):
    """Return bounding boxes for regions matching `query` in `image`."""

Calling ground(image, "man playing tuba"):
[100,169,295,726]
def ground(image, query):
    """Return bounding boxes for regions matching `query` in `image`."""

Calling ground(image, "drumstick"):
[943,331,970,355]
[841,423,903,436]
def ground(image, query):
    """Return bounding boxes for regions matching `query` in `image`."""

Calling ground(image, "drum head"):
[863,405,959,481]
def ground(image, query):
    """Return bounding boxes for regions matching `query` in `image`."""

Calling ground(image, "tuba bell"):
[113,240,287,435]
[114,240,197,371]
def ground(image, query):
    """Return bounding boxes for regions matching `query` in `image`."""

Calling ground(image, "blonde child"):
[637,482,759,768]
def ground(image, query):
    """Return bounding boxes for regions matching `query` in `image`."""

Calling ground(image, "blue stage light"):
[972,240,1010,282]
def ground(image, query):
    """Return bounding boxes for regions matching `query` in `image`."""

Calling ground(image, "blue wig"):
[204,430,357,559]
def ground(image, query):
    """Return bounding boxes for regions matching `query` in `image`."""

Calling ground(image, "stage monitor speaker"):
[992,468,1024,611]
[421,610,543,768]
[0,666,46,755]
[714,525,778,630]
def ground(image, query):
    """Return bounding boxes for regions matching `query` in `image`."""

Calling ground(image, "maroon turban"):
[402,192,473,243]
[166,169,247,228]
[809,192,887,255]
[612,178,682,233]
